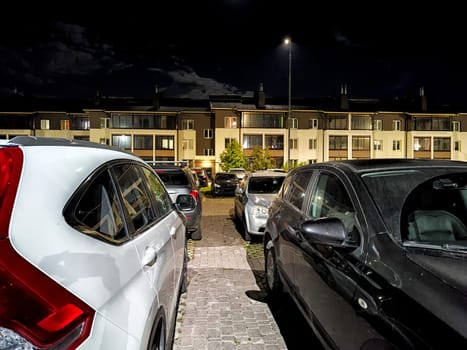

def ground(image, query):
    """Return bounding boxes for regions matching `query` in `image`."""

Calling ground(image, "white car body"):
[234,170,286,241]
[0,136,188,350]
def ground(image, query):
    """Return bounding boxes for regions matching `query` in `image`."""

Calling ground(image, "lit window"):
[224,116,237,128]
[60,120,70,130]
[40,119,50,130]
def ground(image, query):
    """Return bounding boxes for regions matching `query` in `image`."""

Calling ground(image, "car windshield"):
[248,177,285,194]
[361,168,467,246]
[216,174,237,181]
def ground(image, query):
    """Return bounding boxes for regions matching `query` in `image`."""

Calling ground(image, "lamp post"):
[284,38,292,171]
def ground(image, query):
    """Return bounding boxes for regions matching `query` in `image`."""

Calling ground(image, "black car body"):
[212,172,238,197]
[192,167,209,187]
[264,159,467,349]
[152,164,203,240]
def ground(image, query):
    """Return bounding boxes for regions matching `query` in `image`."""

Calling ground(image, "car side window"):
[141,167,173,217]
[286,171,313,209]
[68,169,128,243]
[310,172,357,235]
[112,163,157,234]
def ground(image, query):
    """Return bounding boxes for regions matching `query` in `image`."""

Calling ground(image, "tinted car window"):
[142,167,173,217]
[248,177,284,194]
[286,171,313,209]
[112,163,157,233]
[157,171,190,185]
[310,172,359,240]
[70,169,127,242]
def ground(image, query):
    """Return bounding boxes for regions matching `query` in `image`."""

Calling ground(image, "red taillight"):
[0,147,23,239]
[0,147,94,349]
[0,240,95,349]
[189,190,199,203]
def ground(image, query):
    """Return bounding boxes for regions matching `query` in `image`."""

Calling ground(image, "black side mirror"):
[301,217,358,249]
[175,194,196,211]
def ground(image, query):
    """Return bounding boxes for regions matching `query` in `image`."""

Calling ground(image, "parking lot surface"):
[172,195,322,350]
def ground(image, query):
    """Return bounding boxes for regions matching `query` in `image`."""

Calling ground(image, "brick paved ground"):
[172,196,288,350]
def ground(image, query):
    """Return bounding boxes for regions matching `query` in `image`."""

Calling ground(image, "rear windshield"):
[156,171,189,185]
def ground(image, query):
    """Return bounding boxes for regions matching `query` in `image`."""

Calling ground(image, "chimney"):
[340,84,349,110]
[255,83,265,109]
[94,90,100,106]
[420,86,427,111]
[153,85,160,110]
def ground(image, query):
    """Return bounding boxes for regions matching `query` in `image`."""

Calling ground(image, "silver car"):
[234,170,286,241]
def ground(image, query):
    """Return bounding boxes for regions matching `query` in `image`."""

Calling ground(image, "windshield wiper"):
[404,241,467,253]
[441,244,467,251]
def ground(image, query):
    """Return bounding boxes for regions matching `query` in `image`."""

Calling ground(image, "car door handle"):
[142,246,157,267]
[170,225,177,238]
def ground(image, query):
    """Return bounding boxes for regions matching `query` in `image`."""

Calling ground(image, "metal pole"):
[287,40,292,171]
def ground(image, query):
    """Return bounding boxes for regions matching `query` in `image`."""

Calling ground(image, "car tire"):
[264,238,282,298]
[190,227,202,240]
[242,216,251,241]
[180,245,188,294]
[148,320,166,350]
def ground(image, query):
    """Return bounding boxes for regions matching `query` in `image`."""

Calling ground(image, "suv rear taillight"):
[0,147,23,239]
[189,190,199,203]
[0,147,95,349]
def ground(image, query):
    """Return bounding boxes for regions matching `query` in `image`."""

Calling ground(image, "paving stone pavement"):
[172,196,288,350]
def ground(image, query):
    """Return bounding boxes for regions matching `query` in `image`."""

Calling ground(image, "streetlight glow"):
[284,37,292,171]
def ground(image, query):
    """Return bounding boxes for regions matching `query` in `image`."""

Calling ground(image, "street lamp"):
[284,38,292,171]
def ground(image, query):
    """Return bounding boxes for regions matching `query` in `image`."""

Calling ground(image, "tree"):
[219,139,246,171]
[248,146,274,171]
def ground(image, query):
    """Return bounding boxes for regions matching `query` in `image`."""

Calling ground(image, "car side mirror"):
[175,194,196,211]
[301,217,358,249]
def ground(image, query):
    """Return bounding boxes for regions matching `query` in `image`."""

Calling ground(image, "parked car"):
[228,167,247,180]
[212,172,238,197]
[152,164,203,240]
[264,159,467,349]
[234,170,286,241]
[191,167,209,187]
[0,136,195,350]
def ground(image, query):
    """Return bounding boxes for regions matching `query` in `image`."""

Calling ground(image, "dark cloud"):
[1,2,467,103]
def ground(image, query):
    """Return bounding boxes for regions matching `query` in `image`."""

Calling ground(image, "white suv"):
[0,136,194,349]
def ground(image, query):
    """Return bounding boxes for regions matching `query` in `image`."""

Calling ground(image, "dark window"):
[286,171,313,209]
[112,164,157,233]
[68,170,127,242]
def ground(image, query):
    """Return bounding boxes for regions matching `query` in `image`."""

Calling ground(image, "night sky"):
[1,2,466,104]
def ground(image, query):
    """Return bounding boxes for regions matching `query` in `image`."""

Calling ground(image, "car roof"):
[5,135,130,154]
[248,170,287,178]
[298,158,467,175]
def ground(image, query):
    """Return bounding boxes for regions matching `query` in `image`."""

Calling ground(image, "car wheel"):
[264,238,282,298]
[242,216,251,241]
[180,244,188,294]
[148,321,166,350]
[190,227,202,240]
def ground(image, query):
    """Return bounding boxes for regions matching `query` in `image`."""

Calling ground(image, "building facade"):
[1,86,466,176]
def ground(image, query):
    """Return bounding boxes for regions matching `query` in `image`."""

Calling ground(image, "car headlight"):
[251,205,268,216]
[214,183,221,188]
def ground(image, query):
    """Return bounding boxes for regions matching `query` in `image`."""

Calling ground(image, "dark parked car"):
[212,172,238,197]
[192,167,209,187]
[264,159,467,349]
[152,164,203,240]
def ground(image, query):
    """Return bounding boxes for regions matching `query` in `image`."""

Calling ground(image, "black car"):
[192,167,209,187]
[212,172,238,197]
[152,164,203,240]
[264,159,467,349]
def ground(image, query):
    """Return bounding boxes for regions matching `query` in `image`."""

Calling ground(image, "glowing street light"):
[284,37,292,171]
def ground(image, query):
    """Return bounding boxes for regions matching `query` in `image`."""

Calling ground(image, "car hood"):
[407,251,467,295]
[247,193,277,207]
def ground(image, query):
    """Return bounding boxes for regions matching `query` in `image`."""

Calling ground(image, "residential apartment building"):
[1,85,466,176]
